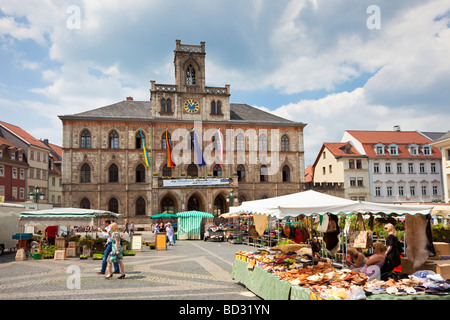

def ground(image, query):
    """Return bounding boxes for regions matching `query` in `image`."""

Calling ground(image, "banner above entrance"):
[162,178,230,187]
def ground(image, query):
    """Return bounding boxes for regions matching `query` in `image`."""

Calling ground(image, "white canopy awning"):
[228,190,433,219]
[19,207,123,226]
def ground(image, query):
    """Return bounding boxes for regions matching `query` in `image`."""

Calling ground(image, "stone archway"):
[187,193,205,212]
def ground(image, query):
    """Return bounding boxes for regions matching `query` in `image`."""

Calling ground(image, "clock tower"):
[150,40,231,121]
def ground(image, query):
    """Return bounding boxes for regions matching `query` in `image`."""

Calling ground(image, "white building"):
[431,131,450,203]
[342,129,443,203]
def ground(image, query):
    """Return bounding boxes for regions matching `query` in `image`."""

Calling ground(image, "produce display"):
[235,250,450,300]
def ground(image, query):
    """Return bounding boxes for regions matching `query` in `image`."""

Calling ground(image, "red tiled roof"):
[346,130,441,159]
[304,165,313,182]
[0,121,50,150]
[323,142,363,157]
[0,136,21,150]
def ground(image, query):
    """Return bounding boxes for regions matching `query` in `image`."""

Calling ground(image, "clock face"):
[184,99,200,114]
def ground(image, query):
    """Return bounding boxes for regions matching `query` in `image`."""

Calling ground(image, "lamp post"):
[29,185,45,203]
[226,189,238,207]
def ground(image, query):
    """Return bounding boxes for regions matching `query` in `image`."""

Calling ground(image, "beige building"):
[59,40,307,223]
[312,142,370,201]
[431,131,450,203]
[0,121,50,204]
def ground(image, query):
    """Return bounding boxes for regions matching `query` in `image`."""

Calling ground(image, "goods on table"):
[234,250,450,300]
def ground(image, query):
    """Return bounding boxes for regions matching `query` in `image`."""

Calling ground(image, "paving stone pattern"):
[0,235,260,300]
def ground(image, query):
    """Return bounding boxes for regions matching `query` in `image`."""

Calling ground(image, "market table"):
[231,259,304,300]
[231,259,450,301]
[366,293,450,300]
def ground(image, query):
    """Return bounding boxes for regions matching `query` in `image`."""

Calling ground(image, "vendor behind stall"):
[44,225,58,246]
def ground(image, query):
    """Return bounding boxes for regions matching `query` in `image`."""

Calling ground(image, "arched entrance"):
[187,193,204,212]
[160,195,176,214]
[213,194,225,217]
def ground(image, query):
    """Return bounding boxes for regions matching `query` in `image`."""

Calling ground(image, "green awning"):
[176,211,214,218]
[150,213,178,219]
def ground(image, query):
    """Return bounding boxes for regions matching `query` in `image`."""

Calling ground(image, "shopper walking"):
[97,219,120,275]
[166,222,174,245]
[105,223,126,279]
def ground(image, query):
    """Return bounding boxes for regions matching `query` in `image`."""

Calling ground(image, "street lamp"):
[29,185,45,203]
[226,189,238,206]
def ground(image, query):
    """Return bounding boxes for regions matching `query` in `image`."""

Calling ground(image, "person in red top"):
[45,226,58,246]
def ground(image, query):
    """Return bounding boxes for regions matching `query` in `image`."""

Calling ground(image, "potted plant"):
[92,253,103,260]
[80,254,88,260]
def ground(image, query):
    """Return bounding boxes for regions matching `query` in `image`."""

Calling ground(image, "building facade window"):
[410,186,416,196]
[161,196,175,213]
[260,165,268,182]
[349,159,355,169]
[213,164,222,177]
[109,130,119,149]
[432,185,439,196]
[385,163,391,173]
[431,163,437,173]
[80,130,91,148]
[162,132,171,150]
[421,185,428,196]
[398,186,404,196]
[136,164,145,183]
[397,162,403,173]
[109,164,119,183]
[259,134,267,152]
[81,164,91,183]
[162,165,172,177]
[136,197,146,216]
[408,163,414,173]
[281,135,290,152]
[419,163,426,173]
[282,165,290,182]
[237,165,245,182]
[187,163,198,177]
[387,186,393,197]
[374,163,380,173]
[108,198,119,213]
[236,134,245,151]
[375,186,381,196]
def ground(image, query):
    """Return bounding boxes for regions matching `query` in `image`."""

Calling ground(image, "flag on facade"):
[192,129,206,166]
[217,128,224,166]
[140,128,150,167]
[166,129,175,167]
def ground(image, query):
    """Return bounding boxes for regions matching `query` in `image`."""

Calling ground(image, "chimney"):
[126,97,133,101]
[393,125,401,131]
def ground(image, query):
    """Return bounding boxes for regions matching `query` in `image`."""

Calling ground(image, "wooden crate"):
[66,247,76,257]
[54,249,66,260]
[55,237,66,249]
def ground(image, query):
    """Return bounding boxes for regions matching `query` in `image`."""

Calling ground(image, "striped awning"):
[176,211,214,218]
[176,211,214,240]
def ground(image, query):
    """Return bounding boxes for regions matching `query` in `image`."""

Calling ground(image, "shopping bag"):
[317,214,329,233]
[348,213,373,249]
[349,230,373,249]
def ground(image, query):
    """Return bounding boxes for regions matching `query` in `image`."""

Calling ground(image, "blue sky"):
[1,0,450,166]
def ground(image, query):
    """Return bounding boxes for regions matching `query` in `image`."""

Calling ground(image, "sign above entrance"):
[162,178,230,187]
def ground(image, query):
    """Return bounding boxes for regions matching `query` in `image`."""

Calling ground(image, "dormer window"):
[388,144,398,155]
[422,144,432,156]
[374,143,385,155]
[409,144,419,156]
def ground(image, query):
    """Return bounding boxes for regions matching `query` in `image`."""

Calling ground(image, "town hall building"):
[58,40,307,222]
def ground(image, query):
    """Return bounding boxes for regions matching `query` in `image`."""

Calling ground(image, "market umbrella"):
[150,213,178,219]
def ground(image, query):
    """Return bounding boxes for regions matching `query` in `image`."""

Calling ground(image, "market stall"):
[228,190,450,300]
[176,211,214,240]
[19,207,123,259]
